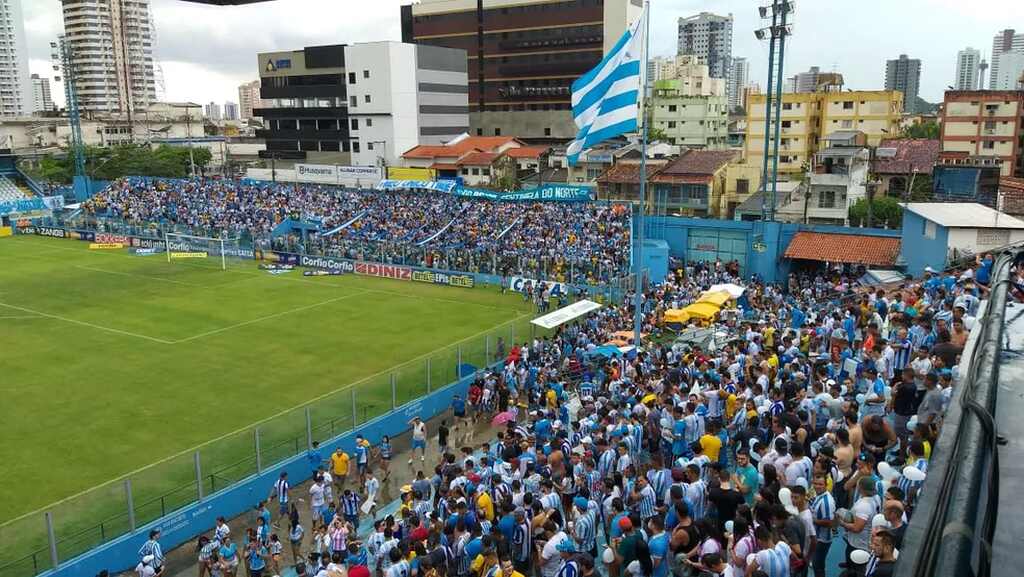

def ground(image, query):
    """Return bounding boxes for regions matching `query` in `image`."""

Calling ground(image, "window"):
[483,168,491,176]
[366,118,372,127]
[352,141,360,153]
[924,220,936,239]
[736,179,749,194]
[842,101,854,109]
[476,128,483,136]
[471,168,480,175]
[544,127,551,136]
[782,102,793,111]
[668,105,677,112]
[782,120,792,128]
[350,96,357,107]
[983,141,995,149]
[348,72,356,84]
[494,128,501,136]
[667,121,676,128]
[367,142,374,150]
[818,190,836,208]
[351,118,359,130]
[461,168,469,175]
[342,140,350,152]
[363,70,370,79]
[364,94,371,103]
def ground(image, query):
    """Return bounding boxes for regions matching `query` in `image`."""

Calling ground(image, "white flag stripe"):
[567,4,647,166]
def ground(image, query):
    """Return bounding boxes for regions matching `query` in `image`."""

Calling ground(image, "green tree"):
[647,126,669,143]
[901,121,940,139]
[849,195,903,228]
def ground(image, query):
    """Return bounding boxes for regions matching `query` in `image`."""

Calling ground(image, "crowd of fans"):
[135,256,992,577]
[82,178,632,284]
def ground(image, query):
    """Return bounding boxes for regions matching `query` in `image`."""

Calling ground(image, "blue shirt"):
[649,532,670,577]
[452,398,466,416]
[307,448,322,471]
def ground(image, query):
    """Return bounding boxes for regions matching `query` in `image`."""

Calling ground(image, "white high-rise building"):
[677,13,733,105]
[237,80,262,120]
[992,52,1024,90]
[955,47,981,91]
[60,0,157,114]
[729,57,749,110]
[31,74,54,113]
[990,29,1024,90]
[0,0,32,118]
[204,102,221,121]
[223,101,238,121]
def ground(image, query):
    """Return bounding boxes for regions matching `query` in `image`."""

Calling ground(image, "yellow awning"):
[664,309,690,324]
[682,302,721,321]
[696,291,731,307]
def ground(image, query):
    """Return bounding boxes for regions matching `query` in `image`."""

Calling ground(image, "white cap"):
[143,555,155,564]
[924,266,936,273]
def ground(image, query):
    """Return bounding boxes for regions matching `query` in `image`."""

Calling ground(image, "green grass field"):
[0,235,535,574]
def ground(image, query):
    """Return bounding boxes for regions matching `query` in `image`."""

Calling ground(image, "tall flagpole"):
[633,1,650,349]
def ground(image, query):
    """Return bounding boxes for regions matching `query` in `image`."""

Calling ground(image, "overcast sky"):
[20,0,1024,108]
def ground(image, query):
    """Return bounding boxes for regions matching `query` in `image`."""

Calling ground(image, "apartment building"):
[940,90,1024,177]
[650,80,728,149]
[745,92,822,175]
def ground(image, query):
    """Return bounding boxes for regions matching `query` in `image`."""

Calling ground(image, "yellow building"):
[745,92,821,175]
[745,90,902,175]
[819,91,903,146]
[940,90,1024,177]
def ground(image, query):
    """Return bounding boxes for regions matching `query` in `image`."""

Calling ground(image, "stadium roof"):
[904,202,1024,229]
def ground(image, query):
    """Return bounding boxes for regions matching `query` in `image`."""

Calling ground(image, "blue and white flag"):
[567,6,647,166]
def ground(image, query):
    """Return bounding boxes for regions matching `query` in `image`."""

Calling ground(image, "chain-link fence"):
[0,314,538,577]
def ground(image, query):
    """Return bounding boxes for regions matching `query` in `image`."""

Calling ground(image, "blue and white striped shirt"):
[139,539,163,564]
[341,493,361,517]
[273,478,289,504]
[683,480,707,521]
[811,492,836,543]
[556,559,580,577]
[574,509,596,552]
[756,541,792,577]
[636,485,657,520]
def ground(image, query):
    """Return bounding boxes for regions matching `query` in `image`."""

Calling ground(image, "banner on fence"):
[411,269,475,288]
[376,179,457,193]
[509,276,568,297]
[89,243,124,250]
[0,197,45,216]
[375,181,592,202]
[42,195,66,210]
[170,252,208,259]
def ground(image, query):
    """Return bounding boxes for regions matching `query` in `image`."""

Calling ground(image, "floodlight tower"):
[52,37,90,201]
[754,1,794,222]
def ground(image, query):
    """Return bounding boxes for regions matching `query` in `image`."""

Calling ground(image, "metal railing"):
[0,315,537,577]
[895,249,1014,577]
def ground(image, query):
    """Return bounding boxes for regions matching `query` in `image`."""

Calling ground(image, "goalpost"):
[165,232,246,270]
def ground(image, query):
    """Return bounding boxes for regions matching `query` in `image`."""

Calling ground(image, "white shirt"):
[310,483,325,508]
[541,531,570,577]
[413,422,426,441]
[848,496,879,550]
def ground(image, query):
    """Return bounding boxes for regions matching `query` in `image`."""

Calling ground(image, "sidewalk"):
[150,409,496,577]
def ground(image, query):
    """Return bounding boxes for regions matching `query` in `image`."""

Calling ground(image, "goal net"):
[164,232,250,270]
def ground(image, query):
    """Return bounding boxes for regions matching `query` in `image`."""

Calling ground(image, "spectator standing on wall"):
[409,416,427,464]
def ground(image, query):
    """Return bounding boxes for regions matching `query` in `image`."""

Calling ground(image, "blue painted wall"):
[900,211,949,276]
[639,216,900,283]
[43,372,482,577]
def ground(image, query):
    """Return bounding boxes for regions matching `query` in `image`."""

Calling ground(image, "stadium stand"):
[0,175,28,202]
[82,178,633,282]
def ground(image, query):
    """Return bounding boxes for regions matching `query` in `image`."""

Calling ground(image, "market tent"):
[605,330,647,347]
[682,302,721,321]
[696,291,731,307]
[707,283,745,299]
[585,345,623,359]
[664,309,690,324]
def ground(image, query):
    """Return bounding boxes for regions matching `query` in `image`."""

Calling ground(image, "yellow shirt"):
[545,389,558,410]
[331,452,350,476]
[725,394,738,420]
[477,491,495,521]
[700,434,723,462]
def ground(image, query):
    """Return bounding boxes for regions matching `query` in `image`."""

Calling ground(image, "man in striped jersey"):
[682,464,707,522]
[341,489,361,527]
[629,476,658,524]
[810,475,836,577]
[571,496,597,558]
[897,441,928,508]
[269,472,290,528]
[511,509,532,574]
[554,540,579,577]
[747,525,792,577]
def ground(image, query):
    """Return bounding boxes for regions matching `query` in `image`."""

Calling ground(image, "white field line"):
[0,302,176,344]
[73,264,201,287]
[0,315,44,320]
[172,291,371,344]
[0,310,532,527]
[10,236,514,312]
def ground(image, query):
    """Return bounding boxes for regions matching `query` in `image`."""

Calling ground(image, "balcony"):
[255,127,350,140]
